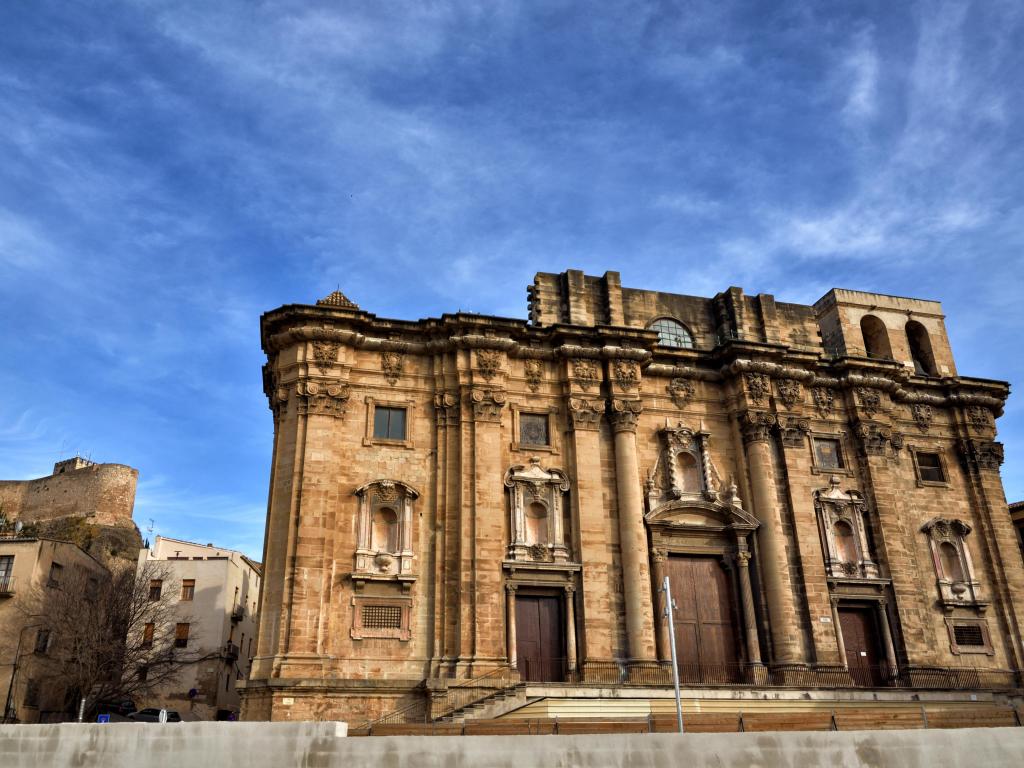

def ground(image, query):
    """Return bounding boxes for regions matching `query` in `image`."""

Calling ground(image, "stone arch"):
[860,315,892,360]
[906,320,938,376]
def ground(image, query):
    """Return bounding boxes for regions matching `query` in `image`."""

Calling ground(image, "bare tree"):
[21,560,204,719]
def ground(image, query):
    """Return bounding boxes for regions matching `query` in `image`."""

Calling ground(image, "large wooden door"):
[839,607,882,686]
[516,595,564,682]
[666,556,739,682]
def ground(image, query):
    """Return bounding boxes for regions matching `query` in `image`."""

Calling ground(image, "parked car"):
[128,708,181,722]
[96,698,136,717]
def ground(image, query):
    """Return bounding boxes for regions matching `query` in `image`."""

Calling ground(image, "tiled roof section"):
[316,290,358,309]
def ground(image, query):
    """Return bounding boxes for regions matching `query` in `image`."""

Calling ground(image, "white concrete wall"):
[2,724,1024,768]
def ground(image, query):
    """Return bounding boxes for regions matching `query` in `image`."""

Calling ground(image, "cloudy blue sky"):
[1,1,1022,559]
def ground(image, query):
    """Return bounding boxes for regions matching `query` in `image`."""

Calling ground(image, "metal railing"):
[357,665,520,731]
[223,642,240,661]
[519,658,1021,692]
[0,576,15,596]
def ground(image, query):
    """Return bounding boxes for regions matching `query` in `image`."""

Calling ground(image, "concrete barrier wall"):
[2,723,1024,768]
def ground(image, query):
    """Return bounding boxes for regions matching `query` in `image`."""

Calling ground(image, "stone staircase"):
[442,683,536,723]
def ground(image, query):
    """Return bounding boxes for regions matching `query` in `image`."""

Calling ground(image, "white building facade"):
[136,536,261,720]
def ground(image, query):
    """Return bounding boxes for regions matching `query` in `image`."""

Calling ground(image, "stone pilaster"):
[738,409,805,666]
[609,397,657,662]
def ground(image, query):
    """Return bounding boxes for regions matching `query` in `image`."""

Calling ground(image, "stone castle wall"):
[0,459,138,529]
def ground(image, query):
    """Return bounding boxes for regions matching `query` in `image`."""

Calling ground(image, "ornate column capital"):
[505,582,518,594]
[738,410,775,444]
[296,379,351,418]
[470,388,506,423]
[566,397,604,431]
[433,391,460,427]
[959,438,1004,471]
[776,416,810,448]
[608,399,642,433]
[736,550,751,567]
[853,420,902,458]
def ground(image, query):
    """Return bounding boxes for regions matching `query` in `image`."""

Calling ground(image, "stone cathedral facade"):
[242,270,1022,724]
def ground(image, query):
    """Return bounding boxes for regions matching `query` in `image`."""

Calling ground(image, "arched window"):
[860,315,893,360]
[525,502,549,546]
[834,521,858,563]
[939,542,963,581]
[650,318,694,349]
[905,321,938,376]
[371,507,399,553]
[676,452,702,494]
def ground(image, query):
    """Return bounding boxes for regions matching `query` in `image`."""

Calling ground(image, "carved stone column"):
[739,410,804,666]
[735,549,762,666]
[506,584,517,669]
[830,598,846,667]
[565,585,578,672]
[651,549,670,663]
[609,398,657,662]
[876,600,898,673]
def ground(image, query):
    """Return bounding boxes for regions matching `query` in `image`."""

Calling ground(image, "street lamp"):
[3,620,44,724]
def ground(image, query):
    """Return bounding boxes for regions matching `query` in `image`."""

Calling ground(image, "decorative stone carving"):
[911,404,933,432]
[645,421,714,512]
[312,341,339,373]
[296,380,350,418]
[814,476,880,579]
[921,517,986,611]
[739,410,775,444]
[381,350,403,385]
[353,479,420,585]
[567,397,604,431]
[613,360,638,391]
[745,373,770,404]
[856,387,883,417]
[959,439,1004,471]
[607,399,642,433]
[777,416,810,448]
[476,349,502,381]
[470,388,505,422]
[572,359,599,391]
[523,359,543,392]
[967,406,991,428]
[668,377,696,408]
[811,387,835,417]
[853,421,899,457]
[504,457,571,562]
[776,379,803,409]
[433,391,460,427]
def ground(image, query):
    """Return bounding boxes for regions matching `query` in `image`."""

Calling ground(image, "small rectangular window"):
[0,555,14,581]
[174,623,190,648]
[138,666,149,682]
[24,679,39,708]
[142,623,155,649]
[373,407,407,441]
[916,451,946,483]
[149,579,163,601]
[953,624,985,647]
[33,629,51,655]
[48,562,63,588]
[180,579,195,601]
[813,438,845,470]
[520,413,550,446]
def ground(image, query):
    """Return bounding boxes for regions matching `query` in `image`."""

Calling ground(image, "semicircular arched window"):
[650,318,694,349]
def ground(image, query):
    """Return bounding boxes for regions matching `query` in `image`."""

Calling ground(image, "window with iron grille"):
[149,579,163,601]
[361,604,402,630]
[519,413,550,446]
[953,624,985,647]
[24,679,39,708]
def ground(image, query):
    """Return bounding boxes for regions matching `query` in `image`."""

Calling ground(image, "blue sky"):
[1,1,1022,559]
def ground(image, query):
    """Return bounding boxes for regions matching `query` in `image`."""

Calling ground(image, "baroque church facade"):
[242,270,1022,723]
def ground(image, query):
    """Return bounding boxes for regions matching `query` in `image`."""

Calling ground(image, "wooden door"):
[839,607,882,686]
[516,595,564,682]
[666,556,739,682]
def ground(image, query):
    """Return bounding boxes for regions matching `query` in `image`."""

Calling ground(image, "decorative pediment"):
[645,420,717,511]
[354,479,420,501]
[814,476,879,579]
[921,517,972,540]
[646,499,759,533]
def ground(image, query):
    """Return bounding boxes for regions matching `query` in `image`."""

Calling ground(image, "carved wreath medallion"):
[776,379,803,409]
[811,387,834,417]
[312,341,339,373]
[613,360,638,391]
[572,359,598,391]
[476,349,501,381]
[745,373,770,404]
[381,350,403,385]
[523,359,543,392]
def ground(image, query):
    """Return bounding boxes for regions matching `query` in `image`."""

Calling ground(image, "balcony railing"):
[223,642,240,662]
[230,605,245,623]
[0,576,14,596]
